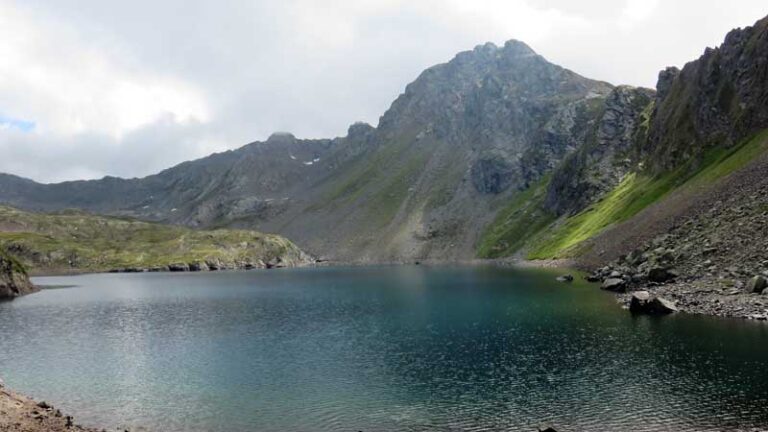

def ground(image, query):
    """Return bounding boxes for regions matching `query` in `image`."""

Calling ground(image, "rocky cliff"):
[543,85,655,216]
[642,16,768,172]
[0,247,36,299]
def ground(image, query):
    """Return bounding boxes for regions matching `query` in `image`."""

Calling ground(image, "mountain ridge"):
[2,16,768,274]
[0,37,616,262]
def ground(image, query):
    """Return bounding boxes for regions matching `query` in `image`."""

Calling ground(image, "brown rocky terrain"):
[0,384,102,432]
[582,144,768,319]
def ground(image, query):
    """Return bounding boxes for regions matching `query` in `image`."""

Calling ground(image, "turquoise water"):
[1,266,768,431]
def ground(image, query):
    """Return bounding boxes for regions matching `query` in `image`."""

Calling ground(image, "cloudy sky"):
[1,0,766,183]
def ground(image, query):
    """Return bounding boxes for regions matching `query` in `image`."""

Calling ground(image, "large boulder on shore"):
[747,275,768,293]
[601,278,627,292]
[629,291,678,314]
[647,267,678,283]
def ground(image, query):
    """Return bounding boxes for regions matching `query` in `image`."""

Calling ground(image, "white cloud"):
[0,2,208,138]
[620,0,661,25]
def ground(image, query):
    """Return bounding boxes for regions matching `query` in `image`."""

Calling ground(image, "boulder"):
[556,274,574,283]
[629,291,652,313]
[647,267,678,283]
[168,263,189,272]
[626,249,646,266]
[630,291,678,314]
[537,424,558,432]
[585,273,601,282]
[601,278,626,292]
[747,275,768,293]
[188,262,209,272]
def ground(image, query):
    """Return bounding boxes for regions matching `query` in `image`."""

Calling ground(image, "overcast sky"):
[0,0,766,183]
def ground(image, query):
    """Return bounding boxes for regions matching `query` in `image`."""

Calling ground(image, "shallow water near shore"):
[2,266,768,431]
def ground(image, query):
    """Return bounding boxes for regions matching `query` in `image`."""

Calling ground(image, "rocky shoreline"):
[580,150,768,321]
[106,255,309,274]
[582,248,768,321]
[0,383,105,432]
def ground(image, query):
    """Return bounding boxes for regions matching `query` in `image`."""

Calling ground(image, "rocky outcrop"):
[0,248,36,299]
[545,85,655,216]
[0,205,313,275]
[642,16,768,172]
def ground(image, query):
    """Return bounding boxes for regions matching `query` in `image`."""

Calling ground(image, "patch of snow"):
[142,205,150,209]
[171,208,178,212]
[313,158,320,163]
[289,154,297,160]
[303,161,314,166]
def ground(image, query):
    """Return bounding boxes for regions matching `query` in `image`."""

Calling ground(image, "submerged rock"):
[556,274,574,283]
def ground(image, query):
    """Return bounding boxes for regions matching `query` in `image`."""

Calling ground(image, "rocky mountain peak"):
[347,121,375,139]
[378,37,612,141]
[267,132,297,143]
[643,15,768,172]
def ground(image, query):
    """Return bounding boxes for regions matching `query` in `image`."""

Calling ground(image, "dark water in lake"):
[1,266,767,432]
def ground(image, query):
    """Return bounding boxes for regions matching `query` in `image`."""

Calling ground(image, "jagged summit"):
[470,39,537,58]
[267,132,297,142]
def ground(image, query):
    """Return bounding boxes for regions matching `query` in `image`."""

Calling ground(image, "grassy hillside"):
[479,129,768,260]
[0,206,310,274]
[476,175,554,259]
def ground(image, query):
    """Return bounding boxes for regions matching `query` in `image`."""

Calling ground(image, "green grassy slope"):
[0,206,309,273]
[479,129,768,260]
[476,175,554,259]
[0,245,27,276]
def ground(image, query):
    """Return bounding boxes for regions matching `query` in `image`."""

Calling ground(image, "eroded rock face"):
[643,16,768,172]
[544,85,655,216]
[0,249,36,300]
[471,158,515,194]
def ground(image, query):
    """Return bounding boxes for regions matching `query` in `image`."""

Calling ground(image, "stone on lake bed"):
[556,274,574,283]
